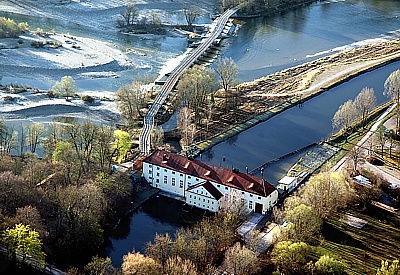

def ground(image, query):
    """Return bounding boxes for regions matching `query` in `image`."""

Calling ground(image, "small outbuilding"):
[277,176,298,193]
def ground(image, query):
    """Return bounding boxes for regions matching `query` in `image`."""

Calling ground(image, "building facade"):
[142,150,278,214]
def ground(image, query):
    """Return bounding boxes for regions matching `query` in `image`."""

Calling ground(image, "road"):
[333,103,400,186]
[139,6,241,155]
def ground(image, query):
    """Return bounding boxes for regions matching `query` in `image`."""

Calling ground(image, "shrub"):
[0,17,28,38]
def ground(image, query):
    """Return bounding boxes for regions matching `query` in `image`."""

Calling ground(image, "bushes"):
[0,17,28,38]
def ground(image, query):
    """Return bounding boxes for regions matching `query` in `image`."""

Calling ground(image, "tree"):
[94,125,115,171]
[115,80,147,128]
[0,17,29,38]
[271,241,312,275]
[384,69,400,133]
[145,233,172,269]
[2,223,46,267]
[375,124,388,156]
[219,189,249,222]
[120,0,139,26]
[314,255,346,275]
[52,76,78,100]
[223,243,260,275]
[177,107,196,150]
[150,125,164,151]
[354,87,377,128]
[301,172,349,219]
[176,66,217,123]
[348,145,364,171]
[183,4,202,29]
[377,259,400,275]
[44,121,63,157]
[84,256,119,275]
[332,99,357,134]
[112,130,131,163]
[215,57,239,112]
[121,252,162,275]
[281,204,322,244]
[165,256,198,275]
[26,122,45,153]
[0,123,17,156]
[53,141,79,184]
[12,206,47,239]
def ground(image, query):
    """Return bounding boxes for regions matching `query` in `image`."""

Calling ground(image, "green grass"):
[321,206,400,275]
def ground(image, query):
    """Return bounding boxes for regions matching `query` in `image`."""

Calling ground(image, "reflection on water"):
[103,195,211,267]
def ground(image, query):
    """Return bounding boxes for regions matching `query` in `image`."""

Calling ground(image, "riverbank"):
[196,39,400,153]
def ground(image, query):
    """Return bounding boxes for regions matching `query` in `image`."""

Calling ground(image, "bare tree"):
[332,99,357,135]
[348,145,364,171]
[122,252,162,275]
[94,125,114,171]
[0,123,17,155]
[215,57,239,112]
[223,243,261,275]
[178,107,196,150]
[120,0,139,26]
[301,172,349,219]
[150,125,164,150]
[176,66,217,123]
[183,3,202,29]
[26,122,45,154]
[354,87,376,128]
[115,80,147,128]
[384,69,400,133]
[164,256,198,275]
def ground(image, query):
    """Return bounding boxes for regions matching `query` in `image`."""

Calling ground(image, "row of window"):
[189,194,215,205]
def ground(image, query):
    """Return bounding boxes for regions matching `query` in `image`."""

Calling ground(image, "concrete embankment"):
[197,40,400,153]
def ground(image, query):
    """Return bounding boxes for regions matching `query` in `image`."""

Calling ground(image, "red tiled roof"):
[187,180,223,200]
[143,150,276,197]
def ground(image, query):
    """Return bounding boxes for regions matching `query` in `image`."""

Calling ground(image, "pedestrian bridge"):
[139,6,242,156]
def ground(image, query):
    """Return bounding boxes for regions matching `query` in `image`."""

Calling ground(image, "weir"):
[249,142,318,175]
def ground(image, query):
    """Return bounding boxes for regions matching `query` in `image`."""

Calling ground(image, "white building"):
[142,150,279,214]
[277,176,298,193]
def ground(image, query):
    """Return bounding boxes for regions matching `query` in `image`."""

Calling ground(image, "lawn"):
[321,206,400,274]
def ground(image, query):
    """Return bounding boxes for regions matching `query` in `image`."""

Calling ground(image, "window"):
[172,171,175,174]
[156,179,159,183]
[194,196,196,199]
[196,178,199,181]
[190,195,192,198]
[208,200,209,203]
[249,201,253,209]
[250,194,253,197]
[149,176,153,180]
[201,191,203,194]
[164,176,167,184]
[188,176,191,179]
[172,178,176,186]
[148,170,152,174]
[225,187,228,190]
[164,169,167,172]
[217,184,220,188]
[157,167,160,170]
[242,191,244,194]
[258,196,261,200]
[156,172,160,176]
[203,199,205,202]
[180,173,183,177]
[179,180,183,188]
[241,198,245,203]
[149,165,152,168]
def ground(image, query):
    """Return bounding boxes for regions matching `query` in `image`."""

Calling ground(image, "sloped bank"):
[196,39,400,153]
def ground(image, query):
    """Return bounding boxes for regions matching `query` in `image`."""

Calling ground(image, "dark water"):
[202,61,400,184]
[103,195,210,267]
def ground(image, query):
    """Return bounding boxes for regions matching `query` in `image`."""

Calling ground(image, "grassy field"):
[321,206,400,274]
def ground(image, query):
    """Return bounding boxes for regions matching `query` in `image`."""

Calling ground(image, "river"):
[1,0,400,268]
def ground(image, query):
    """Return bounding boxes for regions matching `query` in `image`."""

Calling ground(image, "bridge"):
[139,6,241,155]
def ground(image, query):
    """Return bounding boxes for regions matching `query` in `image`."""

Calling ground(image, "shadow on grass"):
[322,222,366,250]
